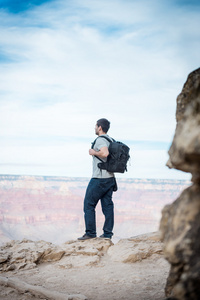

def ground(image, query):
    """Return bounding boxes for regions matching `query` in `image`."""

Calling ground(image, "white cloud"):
[0,144,191,180]
[0,0,199,179]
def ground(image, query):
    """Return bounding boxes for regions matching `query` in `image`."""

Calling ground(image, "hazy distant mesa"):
[0,175,190,245]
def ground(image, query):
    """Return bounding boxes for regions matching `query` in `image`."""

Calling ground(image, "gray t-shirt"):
[92,134,114,178]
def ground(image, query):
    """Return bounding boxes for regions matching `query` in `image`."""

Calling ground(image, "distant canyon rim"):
[0,175,190,245]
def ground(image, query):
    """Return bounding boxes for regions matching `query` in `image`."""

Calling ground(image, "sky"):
[0,0,199,180]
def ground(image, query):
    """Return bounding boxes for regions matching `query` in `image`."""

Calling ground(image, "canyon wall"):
[0,175,189,245]
[160,68,200,300]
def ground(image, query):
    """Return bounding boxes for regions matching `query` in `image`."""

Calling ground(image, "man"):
[78,118,117,240]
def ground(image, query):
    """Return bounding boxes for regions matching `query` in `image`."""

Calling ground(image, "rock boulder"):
[160,68,200,300]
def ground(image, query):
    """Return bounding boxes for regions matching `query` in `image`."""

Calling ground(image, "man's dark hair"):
[97,118,110,133]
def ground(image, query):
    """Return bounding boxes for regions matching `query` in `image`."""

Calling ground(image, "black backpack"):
[92,136,130,173]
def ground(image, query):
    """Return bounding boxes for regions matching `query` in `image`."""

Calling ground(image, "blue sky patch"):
[175,0,200,5]
[0,0,53,13]
[0,51,14,63]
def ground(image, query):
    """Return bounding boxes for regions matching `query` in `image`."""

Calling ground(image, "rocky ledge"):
[0,232,168,300]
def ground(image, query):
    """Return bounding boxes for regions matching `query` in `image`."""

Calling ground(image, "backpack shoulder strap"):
[91,138,98,149]
[91,137,103,162]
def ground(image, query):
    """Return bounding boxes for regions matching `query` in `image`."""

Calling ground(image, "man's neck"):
[98,131,107,136]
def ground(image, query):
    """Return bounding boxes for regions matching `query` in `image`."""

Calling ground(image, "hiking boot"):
[99,234,111,239]
[78,234,96,240]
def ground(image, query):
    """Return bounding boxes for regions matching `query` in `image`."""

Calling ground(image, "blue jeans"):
[83,177,116,238]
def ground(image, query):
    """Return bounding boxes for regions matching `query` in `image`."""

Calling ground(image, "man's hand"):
[89,149,96,156]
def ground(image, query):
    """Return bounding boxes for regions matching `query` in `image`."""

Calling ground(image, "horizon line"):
[0,173,191,182]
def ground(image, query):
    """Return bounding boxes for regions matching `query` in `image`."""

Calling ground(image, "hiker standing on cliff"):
[78,118,117,240]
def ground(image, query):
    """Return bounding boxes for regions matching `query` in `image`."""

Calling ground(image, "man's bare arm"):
[89,147,109,158]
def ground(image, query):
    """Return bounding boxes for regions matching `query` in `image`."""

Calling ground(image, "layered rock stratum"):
[160,68,200,300]
[0,232,169,300]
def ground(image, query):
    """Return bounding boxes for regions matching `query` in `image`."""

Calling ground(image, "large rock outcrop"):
[0,233,168,300]
[0,238,113,272]
[0,233,162,273]
[160,68,200,300]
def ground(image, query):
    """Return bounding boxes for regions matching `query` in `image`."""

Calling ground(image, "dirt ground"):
[0,251,169,300]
